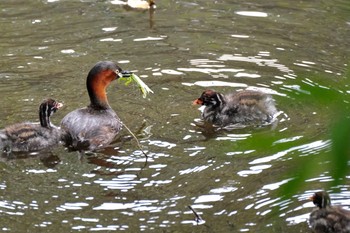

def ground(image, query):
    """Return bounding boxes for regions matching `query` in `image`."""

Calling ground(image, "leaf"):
[130,73,154,98]
[119,73,154,98]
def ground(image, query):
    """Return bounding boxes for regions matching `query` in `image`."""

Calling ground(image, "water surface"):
[0,0,350,232]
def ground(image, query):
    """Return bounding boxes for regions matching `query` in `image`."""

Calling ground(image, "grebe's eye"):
[115,69,123,78]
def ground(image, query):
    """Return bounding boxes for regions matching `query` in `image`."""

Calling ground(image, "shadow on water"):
[1,151,61,168]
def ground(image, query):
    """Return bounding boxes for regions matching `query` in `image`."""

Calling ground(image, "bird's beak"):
[56,102,63,109]
[118,70,132,78]
[193,99,203,105]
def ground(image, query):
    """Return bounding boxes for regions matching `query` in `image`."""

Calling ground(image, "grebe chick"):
[193,89,277,126]
[0,98,63,153]
[309,191,350,233]
[60,61,131,152]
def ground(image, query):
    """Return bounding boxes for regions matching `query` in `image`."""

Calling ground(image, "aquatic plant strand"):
[122,122,148,159]
[121,73,154,98]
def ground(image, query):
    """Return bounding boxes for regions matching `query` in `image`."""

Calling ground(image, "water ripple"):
[133,36,166,42]
[182,80,248,88]
[218,54,293,73]
[194,194,224,203]
[235,11,268,17]
[178,67,243,74]
[210,186,238,194]
[179,165,211,175]
[146,140,176,149]
[144,180,172,187]
[262,178,293,191]
[237,164,272,177]
[94,174,140,190]
[216,133,251,142]
[93,199,159,211]
[250,140,331,165]
[0,182,6,190]
[58,202,89,211]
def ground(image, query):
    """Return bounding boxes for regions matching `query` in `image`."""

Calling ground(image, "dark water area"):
[0,0,350,232]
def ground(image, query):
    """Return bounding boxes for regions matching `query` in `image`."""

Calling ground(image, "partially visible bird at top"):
[126,0,155,9]
[111,0,156,10]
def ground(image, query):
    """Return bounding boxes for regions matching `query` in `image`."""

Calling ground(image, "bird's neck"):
[39,107,51,128]
[87,75,111,110]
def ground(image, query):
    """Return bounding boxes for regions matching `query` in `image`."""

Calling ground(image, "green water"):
[0,0,349,232]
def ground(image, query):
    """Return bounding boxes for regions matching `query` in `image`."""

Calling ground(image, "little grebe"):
[60,61,131,151]
[309,191,350,233]
[0,98,63,153]
[193,89,277,126]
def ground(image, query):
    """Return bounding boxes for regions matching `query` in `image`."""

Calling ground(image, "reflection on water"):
[250,140,331,165]
[0,0,350,232]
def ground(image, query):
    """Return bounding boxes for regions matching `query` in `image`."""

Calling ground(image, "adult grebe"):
[60,61,131,152]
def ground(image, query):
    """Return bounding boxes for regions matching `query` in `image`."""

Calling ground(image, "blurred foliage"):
[279,66,350,197]
[331,115,350,186]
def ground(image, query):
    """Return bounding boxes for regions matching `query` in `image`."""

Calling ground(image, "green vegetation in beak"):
[119,73,154,98]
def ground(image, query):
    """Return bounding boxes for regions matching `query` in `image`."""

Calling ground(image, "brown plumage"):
[193,89,277,126]
[309,191,350,233]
